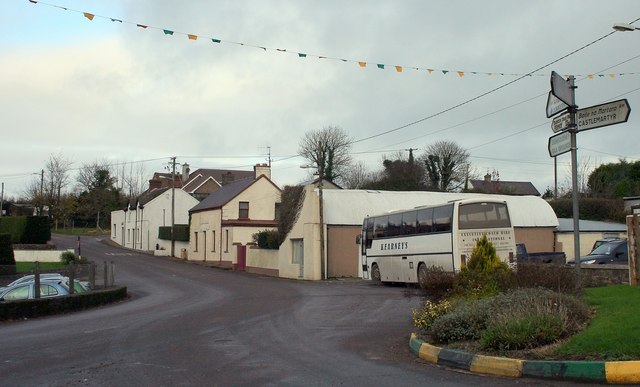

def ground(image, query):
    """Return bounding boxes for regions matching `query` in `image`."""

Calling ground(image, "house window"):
[127,229,131,242]
[194,232,198,252]
[212,230,216,252]
[274,203,281,221]
[224,230,229,253]
[292,239,303,264]
[112,224,116,237]
[239,201,249,219]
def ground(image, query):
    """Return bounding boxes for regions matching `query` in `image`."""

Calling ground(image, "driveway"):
[0,234,586,386]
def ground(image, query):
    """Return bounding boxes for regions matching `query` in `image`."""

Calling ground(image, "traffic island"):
[409,333,640,384]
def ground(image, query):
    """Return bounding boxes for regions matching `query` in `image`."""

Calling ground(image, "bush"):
[429,299,491,343]
[0,233,16,275]
[60,251,87,264]
[22,216,50,244]
[418,265,455,301]
[0,216,27,244]
[252,230,280,249]
[454,234,515,298]
[479,288,590,351]
[412,299,451,337]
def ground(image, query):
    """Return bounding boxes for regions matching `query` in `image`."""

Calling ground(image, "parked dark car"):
[568,239,628,265]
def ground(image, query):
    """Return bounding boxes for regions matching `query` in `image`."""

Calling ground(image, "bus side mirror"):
[355,235,361,245]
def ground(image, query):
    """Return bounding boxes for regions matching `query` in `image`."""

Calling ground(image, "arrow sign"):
[576,99,631,132]
[551,111,570,132]
[550,71,574,107]
[548,131,572,157]
[546,91,569,118]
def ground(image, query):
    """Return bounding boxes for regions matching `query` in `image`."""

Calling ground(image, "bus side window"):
[374,216,388,239]
[433,205,453,232]
[416,208,433,234]
[388,213,403,237]
[402,211,417,235]
[365,217,374,248]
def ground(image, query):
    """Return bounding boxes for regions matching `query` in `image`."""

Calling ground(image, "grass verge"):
[554,285,640,361]
[16,262,67,273]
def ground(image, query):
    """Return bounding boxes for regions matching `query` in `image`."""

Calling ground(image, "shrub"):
[253,230,280,249]
[419,265,455,301]
[0,216,27,244]
[429,299,491,343]
[60,251,87,264]
[515,263,576,293]
[454,234,515,298]
[0,233,16,275]
[22,216,50,244]
[412,299,451,337]
[479,288,590,351]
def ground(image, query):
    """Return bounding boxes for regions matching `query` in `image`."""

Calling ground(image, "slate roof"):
[126,187,170,210]
[469,179,541,196]
[182,168,254,193]
[189,177,256,213]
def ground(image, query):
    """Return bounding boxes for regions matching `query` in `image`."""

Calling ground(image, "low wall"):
[14,249,74,263]
[578,264,629,287]
[246,246,279,277]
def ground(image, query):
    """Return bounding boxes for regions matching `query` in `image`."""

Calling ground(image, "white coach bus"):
[359,198,516,287]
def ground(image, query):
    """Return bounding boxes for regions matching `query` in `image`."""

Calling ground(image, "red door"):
[236,245,247,271]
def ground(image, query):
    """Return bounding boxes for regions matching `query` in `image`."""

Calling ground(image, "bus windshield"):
[458,202,511,230]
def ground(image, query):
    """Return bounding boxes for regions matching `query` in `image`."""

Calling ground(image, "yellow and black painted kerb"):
[410,333,640,384]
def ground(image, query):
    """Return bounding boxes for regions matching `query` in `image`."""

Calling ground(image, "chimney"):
[484,173,491,183]
[149,177,162,190]
[254,163,271,180]
[182,163,190,183]
[221,171,234,186]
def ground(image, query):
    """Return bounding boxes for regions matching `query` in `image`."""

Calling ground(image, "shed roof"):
[321,189,558,227]
[556,218,627,233]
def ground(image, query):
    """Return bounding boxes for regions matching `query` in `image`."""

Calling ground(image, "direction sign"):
[576,99,631,132]
[548,131,572,157]
[546,91,569,118]
[551,111,570,132]
[550,71,574,107]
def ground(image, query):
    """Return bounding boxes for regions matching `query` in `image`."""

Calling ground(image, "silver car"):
[0,280,72,301]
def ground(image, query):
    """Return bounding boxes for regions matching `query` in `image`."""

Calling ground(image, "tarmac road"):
[0,234,592,386]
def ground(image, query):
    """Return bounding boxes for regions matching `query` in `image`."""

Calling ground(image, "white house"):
[111,188,199,255]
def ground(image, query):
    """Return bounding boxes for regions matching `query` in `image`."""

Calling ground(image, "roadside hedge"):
[0,233,16,275]
[0,216,50,244]
[0,286,128,321]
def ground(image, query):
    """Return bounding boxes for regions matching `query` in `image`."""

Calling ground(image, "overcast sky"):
[1,0,640,199]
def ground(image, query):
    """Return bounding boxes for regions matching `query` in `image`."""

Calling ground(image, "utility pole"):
[0,182,4,218]
[171,157,176,258]
[39,169,44,216]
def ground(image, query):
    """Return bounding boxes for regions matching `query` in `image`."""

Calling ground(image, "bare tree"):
[420,140,471,192]
[77,160,112,193]
[45,153,73,205]
[342,161,374,189]
[298,125,352,183]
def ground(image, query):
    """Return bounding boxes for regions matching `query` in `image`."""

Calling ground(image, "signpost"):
[548,131,571,157]
[550,71,574,107]
[576,99,631,132]
[551,112,570,132]
[546,91,569,118]
[546,71,633,294]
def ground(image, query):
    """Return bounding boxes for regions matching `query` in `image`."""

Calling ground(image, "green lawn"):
[554,285,640,361]
[16,262,67,273]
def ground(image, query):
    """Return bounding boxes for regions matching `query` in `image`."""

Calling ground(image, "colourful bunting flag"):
[23,1,640,81]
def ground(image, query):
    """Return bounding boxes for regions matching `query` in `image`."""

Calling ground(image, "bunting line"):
[23,0,640,79]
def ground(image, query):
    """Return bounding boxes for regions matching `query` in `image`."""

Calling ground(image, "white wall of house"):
[111,189,198,256]
[189,177,280,263]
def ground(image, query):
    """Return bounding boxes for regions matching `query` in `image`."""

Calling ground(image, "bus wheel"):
[418,263,428,289]
[371,264,381,283]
